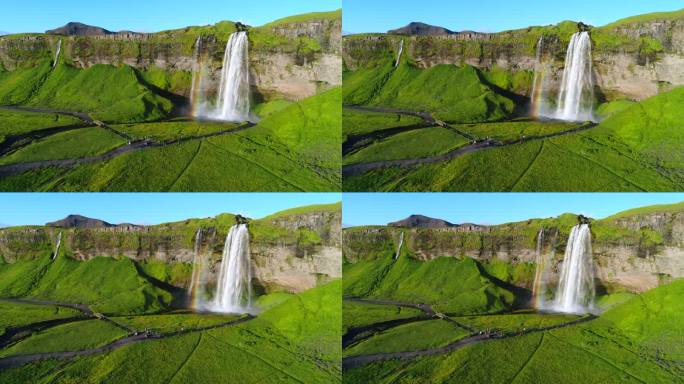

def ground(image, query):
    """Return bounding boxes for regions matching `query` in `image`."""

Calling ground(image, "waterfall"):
[188,228,204,307]
[532,228,546,308]
[52,232,62,260]
[53,39,62,68]
[213,224,252,313]
[395,39,404,68]
[530,36,549,117]
[553,224,595,314]
[394,232,404,259]
[554,32,595,122]
[190,36,205,116]
[214,31,251,122]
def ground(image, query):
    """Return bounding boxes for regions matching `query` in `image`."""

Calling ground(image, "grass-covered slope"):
[344,245,516,314]
[0,280,342,384]
[344,85,684,192]
[344,279,684,383]
[344,62,516,123]
[0,255,174,314]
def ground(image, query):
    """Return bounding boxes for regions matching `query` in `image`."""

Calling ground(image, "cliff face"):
[0,208,342,294]
[343,207,684,293]
[0,12,341,101]
[343,12,684,101]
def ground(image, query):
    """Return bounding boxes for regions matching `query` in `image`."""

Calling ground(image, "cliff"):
[0,10,342,102]
[0,203,342,294]
[343,202,684,294]
[343,9,684,101]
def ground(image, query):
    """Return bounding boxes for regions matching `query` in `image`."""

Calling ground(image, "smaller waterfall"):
[52,232,62,260]
[214,31,251,122]
[53,39,62,68]
[394,232,404,259]
[532,228,547,308]
[188,228,204,307]
[213,224,252,313]
[190,36,204,116]
[555,32,595,122]
[553,224,595,314]
[530,36,549,117]
[395,39,404,68]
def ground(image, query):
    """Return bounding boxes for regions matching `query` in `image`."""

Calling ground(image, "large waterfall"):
[53,39,62,68]
[212,224,252,313]
[531,228,547,308]
[52,232,62,260]
[553,224,595,314]
[188,228,204,306]
[554,32,595,122]
[214,31,251,122]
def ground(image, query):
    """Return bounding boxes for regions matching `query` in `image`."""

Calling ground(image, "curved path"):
[342,105,597,177]
[0,122,255,178]
[0,298,256,369]
[342,314,596,369]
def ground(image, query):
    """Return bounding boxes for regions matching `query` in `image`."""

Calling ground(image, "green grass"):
[601,8,684,28]
[342,109,424,141]
[0,109,82,138]
[0,128,125,165]
[0,319,126,357]
[262,10,341,27]
[0,88,341,192]
[0,300,81,334]
[343,300,423,333]
[112,120,240,141]
[344,62,516,123]
[112,312,242,333]
[344,126,470,164]
[345,319,470,357]
[456,312,580,333]
[460,119,583,142]
[344,253,515,315]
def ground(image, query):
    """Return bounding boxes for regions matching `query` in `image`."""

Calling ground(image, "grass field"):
[0,109,82,139]
[0,87,341,191]
[0,301,81,335]
[343,300,422,333]
[342,109,424,141]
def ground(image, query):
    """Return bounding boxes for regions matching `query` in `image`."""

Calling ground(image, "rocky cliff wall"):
[343,16,684,101]
[343,210,684,293]
[0,15,341,101]
[0,210,342,294]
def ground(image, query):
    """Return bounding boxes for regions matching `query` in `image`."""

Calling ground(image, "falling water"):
[554,32,595,122]
[188,228,204,306]
[530,36,549,117]
[52,232,62,260]
[395,39,404,68]
[214,32,251,122]
[553,224,595,314]
[53,39,62,68]
[394,232,404,260]
[532,228,547,308]
[213,224,252,313]
[190,36,204,116]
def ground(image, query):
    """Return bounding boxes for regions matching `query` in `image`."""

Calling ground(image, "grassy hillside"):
[344,62,516,123]
[344,85,684,192]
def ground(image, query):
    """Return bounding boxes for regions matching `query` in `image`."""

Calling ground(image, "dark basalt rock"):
[235,214,250,225]
[577,22,591,32]
[235,22,249,32]
[578,214,592,225]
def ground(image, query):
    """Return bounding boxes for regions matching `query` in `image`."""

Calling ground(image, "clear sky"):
[344,0,684,34]
[1,0,341,34]
[0,193,341,227]
[343,193,684,227]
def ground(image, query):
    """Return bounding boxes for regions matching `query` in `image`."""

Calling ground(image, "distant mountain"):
[388,22,455,36]
[45,22,138,36]
[46,215,116,228]
[388,214,455,228]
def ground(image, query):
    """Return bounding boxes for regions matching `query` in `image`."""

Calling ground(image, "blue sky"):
[1,0,340,34]
[344,0,684,34]
[0,193,341,227]
[343,193,684,227]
